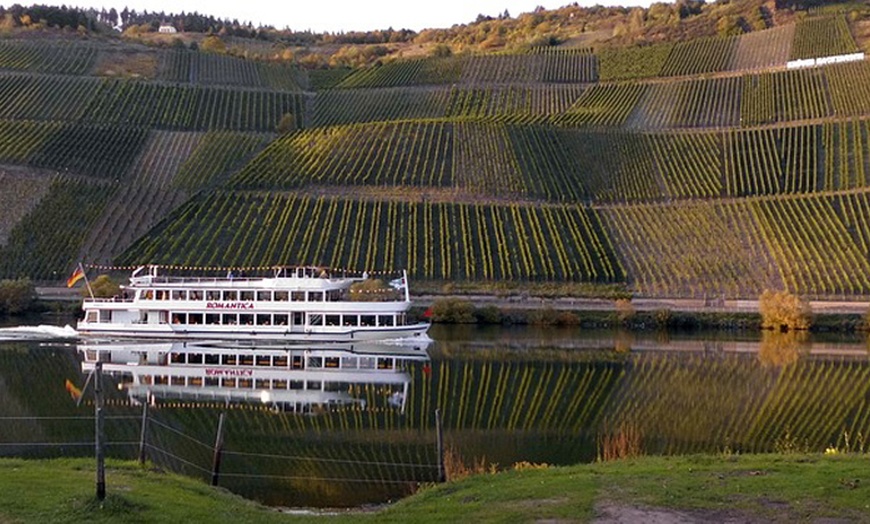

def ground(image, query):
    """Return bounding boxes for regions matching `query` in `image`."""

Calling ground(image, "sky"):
[60,0,657,33]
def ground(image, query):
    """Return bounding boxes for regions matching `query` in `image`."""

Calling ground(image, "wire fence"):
[0,410,444,489]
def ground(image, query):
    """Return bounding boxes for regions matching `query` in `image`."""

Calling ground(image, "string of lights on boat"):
[82,263,406,277]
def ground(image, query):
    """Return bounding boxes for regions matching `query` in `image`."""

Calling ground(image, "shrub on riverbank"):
[0,278,36,316]
[759,289,812,331]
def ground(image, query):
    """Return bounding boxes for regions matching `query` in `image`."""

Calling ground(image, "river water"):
[0,320,868,507]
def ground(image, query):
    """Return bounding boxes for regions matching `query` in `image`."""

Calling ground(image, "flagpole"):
[79,262,95,299]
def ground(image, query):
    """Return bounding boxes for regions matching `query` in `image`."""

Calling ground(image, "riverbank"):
[25,286,870,333]
[1,454,867,522]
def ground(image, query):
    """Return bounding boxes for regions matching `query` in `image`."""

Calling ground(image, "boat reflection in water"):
[79,339,431,415]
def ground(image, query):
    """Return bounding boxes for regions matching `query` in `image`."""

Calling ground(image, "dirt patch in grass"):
[94,50,158,78]
[593,501,762,523]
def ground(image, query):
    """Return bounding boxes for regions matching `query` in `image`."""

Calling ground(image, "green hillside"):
[2,4,870,300]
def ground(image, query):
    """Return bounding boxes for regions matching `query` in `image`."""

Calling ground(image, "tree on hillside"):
[201,35,226,53]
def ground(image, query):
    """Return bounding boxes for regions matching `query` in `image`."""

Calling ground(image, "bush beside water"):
[422,297,868,333]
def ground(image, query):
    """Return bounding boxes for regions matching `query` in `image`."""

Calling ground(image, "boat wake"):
[380,334,434,345]
[0,324,79,341]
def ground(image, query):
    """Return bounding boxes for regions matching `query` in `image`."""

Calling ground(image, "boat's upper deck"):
[129,266,361,292]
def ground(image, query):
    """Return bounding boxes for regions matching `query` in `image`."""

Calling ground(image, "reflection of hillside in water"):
[1,330,869,508]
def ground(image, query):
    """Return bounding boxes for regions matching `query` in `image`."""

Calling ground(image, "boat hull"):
[76,322,431,342]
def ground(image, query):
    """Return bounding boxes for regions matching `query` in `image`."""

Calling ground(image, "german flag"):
[66,266,85,288]
[64,379,82,402]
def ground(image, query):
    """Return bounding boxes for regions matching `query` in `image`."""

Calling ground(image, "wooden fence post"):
[211,412,226,486]
[94,361,106,500]
[138,398,149,466]
[435,408,446,482]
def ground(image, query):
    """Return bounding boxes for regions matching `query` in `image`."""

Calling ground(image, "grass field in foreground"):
[0,454,868,522]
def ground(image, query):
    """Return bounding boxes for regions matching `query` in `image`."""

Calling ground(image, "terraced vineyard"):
[2,12,870,298]
[0,40,98,75]
[0,178,113,279]
[0,73,304,131]
[119,192,624,283]
[790,15,859,60]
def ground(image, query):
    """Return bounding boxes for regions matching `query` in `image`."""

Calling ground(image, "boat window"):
[273,355,288,367]
[171,313,185,325]
[190,290,203,301]
[205,377,219,387]
[170,353,185,364]
[325,314,340,326]
[222,314,237,325]
[240,291,254,301]
[171,290,186,300]
[360,315,376,327]
[86,311,97,323]
[256,379,270,389]
[188,377,202,387]
[292,312,303,326]
[309,291,323,302]
[308,314,323,326]
[274,291,289,302]
[377,358,395,370]
[239,354,254,366]
[343,315,358,327]
[206,290,220,300]
[324,357,340,368]
[221,354,237,366]
[257,291,272,301]
[222,378,236,388]
[189,313,203,325]
[291,355,303,369]
[222,290,237,301]
[274,314,288,326]
[206,314,220,325]
[171,376,185,386]
[240,314,254,325]
[378,315,394,327]
[140,375,152,385]
[188,353,203,364]
[143,290,154,300]
[205,354,219,365]
[256,355,271,366]
[256,314,271,326]
[359,357,375,369]
[272,379,287,389]
[327,290,342,301]
[289,380,304,390]
[238,378,253,388]
[342,357,358,368]
[307,380,322,391]
[99,310,112,323]
[155,375,169,385]
[291,291,305,302]
[307,356,323,368]
[397,313,406,326]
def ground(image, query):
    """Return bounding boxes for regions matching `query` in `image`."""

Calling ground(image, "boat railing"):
[83,297,135,304]
[129,275,357,286]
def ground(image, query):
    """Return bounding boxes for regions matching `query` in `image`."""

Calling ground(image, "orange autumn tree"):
[759,289,812,332]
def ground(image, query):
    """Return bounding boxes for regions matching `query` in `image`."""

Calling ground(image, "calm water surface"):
[0,321,868,507]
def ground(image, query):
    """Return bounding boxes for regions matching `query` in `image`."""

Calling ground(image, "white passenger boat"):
[77,265,430,342]
[79,340,431,414]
